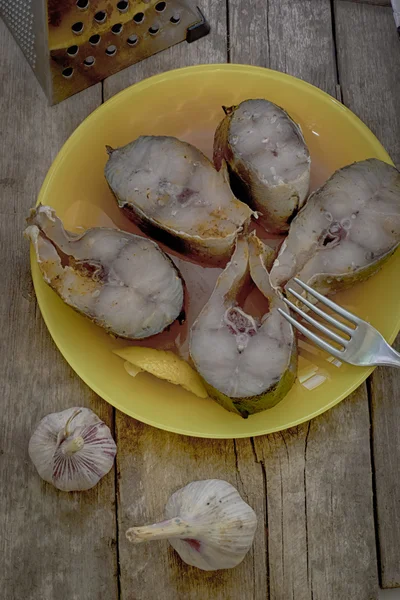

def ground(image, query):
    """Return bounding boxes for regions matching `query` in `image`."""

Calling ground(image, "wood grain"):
[111,1,380,599]
[335,0,400,587]
[369,336,400,588]
[103,5,267,599]
[253,387,378,600]
[0,20,118,600]
[335,0,400,167]
[229,0,337,96]
[116,425,266,600]
[229,1,379,598]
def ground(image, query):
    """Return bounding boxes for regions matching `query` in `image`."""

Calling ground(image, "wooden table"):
[1,1,399,598]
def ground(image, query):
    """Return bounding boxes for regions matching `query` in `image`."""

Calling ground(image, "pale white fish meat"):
[270,159,400,300]
[214,99,310,233]
[190,234,296,418]
[105,135,255,265]
[25,205,184,339]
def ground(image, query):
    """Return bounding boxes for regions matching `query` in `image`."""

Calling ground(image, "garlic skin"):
[126,479,257,571]
[28,407,117,492]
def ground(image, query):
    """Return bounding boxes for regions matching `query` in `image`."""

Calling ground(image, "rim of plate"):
[32,63,400,438]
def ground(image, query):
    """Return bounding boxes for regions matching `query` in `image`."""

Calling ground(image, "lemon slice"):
[124,362,143,378]
[113,346,208,399]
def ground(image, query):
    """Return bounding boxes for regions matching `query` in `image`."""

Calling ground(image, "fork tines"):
[277,278,358,357]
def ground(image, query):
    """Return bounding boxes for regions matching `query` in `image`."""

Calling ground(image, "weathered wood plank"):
[111,1,381,598]
[335,0,400,167]
[335,1,400,587]
[229,0,337,97]
[304,387,378,599]
[104,4,267,600]
[230,1,379,598]
[0,20,118,600]
[253,387,378,600]
[369,336,400,588]
[112,0,380,598]
[105,3,266,598]
[116,425,267,600]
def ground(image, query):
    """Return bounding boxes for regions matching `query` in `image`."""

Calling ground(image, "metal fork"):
[278,278,400,368]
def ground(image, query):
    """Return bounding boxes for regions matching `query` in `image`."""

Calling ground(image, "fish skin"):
[190,234,296,418]
[270,158,400,302]
[25,205,185,340]
[214,99,310,234]
[105,136,255,267]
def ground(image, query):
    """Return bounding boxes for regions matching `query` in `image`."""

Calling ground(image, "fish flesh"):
[214,99,310,233]
[190,234,296,418]
[105,135,254,266]
[270,159,400,300]
[25,205,184,339]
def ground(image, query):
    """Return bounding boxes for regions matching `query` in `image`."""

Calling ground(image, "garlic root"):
[127,518,192,544]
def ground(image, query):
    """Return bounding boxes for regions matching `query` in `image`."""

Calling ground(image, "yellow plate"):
[32,64,400,438]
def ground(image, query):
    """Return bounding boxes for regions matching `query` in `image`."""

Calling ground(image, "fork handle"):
[376,343,400,368]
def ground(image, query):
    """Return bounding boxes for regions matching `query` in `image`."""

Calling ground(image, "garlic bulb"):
[28,407,117,492]
[126,479,257,571]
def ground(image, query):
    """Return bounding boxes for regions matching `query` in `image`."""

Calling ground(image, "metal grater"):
[0,0,209,104]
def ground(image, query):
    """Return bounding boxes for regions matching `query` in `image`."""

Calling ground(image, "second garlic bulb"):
[126,479,257,571]
[29,407,117,492]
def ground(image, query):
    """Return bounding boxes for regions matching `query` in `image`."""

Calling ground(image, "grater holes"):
[133,12,144,24]
[155,2,166,12]
[62,67,74,78]
[117,0,129,12]
[127,34,138,46]
[148,23,160,35]
[94,11,107,23]
[83,56,95,66]
[72,21,84,34]
[67,45,79,56]
[89,34,101,45]
[111,23,123,34]
[105,44,117,56]
[76,0,89,9]
[170,13,180,24]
